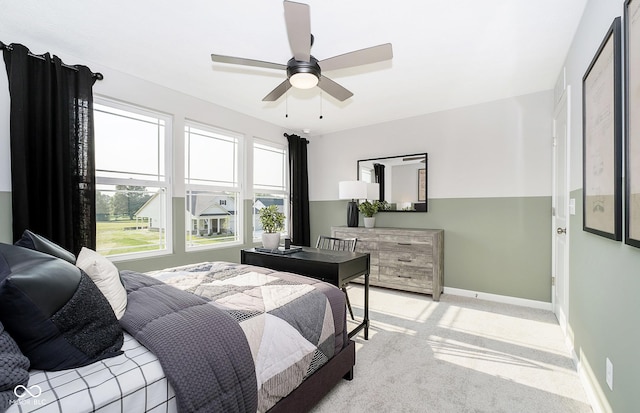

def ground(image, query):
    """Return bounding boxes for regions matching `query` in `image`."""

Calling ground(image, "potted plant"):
[259,205,285,249]
[358,200,381,228]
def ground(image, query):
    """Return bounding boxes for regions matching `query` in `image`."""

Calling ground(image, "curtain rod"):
[283,132,309,143]
[0,43,103,81]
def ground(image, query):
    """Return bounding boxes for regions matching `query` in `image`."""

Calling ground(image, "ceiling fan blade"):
[262,79,292,102]
[211,54,286,70]
[319,43,393,71]
[284,0,311,62]
[318,76,353,102]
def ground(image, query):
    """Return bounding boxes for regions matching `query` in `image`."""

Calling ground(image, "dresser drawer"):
[379,266,433,290]
[333,230,377,243]
[378,233,433,247]
[379,249,432,268]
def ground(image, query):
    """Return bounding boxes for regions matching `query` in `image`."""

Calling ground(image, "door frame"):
[551,85,571,332]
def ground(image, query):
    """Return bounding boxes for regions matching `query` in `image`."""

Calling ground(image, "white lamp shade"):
[367,183,380,200]
[339,181,368,200]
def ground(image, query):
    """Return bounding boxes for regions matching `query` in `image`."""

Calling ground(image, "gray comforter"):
[147,261,346,413]
[119,271,257,413]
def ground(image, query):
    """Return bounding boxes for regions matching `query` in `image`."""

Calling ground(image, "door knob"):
[556,227,566,234]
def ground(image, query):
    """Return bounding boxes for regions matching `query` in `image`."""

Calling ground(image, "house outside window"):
[253,140,288,240]
[94,100,172,258]
[185,122,242,249]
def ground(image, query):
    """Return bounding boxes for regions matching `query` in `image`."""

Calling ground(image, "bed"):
[0,235,356,413]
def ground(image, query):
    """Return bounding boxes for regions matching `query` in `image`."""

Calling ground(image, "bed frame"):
[268,339,356,412]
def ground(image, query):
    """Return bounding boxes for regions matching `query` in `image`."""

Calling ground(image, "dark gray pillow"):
[0,243,123,371]
[14,230,76,264]
[0,321,30,411]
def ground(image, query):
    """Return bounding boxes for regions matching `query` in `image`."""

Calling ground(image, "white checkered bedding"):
[6,333,176,413]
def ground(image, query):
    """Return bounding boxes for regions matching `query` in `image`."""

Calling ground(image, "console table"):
[241,247,370,340]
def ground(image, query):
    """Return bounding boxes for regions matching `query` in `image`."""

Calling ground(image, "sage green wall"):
[113,198,259,273]
[569,190,640,412]
[0,191,11,244]
[311,196,552,302]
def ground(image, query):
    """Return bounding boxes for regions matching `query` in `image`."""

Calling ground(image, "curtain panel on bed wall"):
[1,42,101,254]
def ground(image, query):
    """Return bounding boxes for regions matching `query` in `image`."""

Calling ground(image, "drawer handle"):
[397,258,413,262]
[397,275,413,279]
[398,243,412,246]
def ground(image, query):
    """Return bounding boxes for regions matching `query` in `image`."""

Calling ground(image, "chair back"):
[316,235,357,252]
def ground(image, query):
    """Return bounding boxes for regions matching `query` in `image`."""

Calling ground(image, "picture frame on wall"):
[625,0,640,247]
[418,168,426,202]
[582,17,622,241]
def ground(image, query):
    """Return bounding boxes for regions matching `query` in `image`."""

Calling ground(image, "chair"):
[315,235,358,320]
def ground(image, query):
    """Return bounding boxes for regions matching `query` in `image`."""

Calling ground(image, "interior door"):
[552,87,570,332]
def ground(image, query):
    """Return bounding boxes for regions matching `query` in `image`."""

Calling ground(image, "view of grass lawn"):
[97,219,237,256]
[186,234,236,247]
[96,219,165,256]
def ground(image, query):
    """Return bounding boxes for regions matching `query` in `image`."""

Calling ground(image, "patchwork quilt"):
[148,261,347,413]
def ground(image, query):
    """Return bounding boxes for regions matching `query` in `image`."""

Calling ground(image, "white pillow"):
[76,247,127,319]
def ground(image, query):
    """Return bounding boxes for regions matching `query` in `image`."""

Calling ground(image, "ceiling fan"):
[210,0,393,102]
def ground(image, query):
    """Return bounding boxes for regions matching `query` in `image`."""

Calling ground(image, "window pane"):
[254,143,286,191]
[95,104,165,181]
[96,184,167,256]
[185,126,237,186]
[253,194,287,239]
[186,190,239,247]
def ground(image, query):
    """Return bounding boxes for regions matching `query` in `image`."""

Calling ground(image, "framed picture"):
[418,168,426,201]
[582,17,622,241]
[625,0,640,247]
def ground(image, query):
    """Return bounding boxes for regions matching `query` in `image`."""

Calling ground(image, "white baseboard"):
[443,287,553,311]
[573,348,611,413]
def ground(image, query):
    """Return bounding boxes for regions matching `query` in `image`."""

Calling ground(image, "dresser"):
[331,226,444,300]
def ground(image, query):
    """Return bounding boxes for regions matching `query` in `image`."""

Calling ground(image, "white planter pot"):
[364,217,376,228]
[261,232,281,250]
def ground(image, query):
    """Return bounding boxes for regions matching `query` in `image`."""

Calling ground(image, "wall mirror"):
[358,153,428,212]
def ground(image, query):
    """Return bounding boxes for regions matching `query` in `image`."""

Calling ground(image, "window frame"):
[252,138,289,241]
[184,120,244,251]
[93,97,173,261]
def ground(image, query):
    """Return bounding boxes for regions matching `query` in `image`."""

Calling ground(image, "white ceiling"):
[0,0,587,136]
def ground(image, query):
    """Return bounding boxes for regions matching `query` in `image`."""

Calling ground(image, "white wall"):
[308,90,553,201]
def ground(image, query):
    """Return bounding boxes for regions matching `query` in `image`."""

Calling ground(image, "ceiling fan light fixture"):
[290,72,318,89]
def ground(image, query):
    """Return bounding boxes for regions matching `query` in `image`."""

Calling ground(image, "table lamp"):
[338,181,367,227]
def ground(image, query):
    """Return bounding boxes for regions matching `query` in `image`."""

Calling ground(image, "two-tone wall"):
[561,0,640,411]
[4,2,639,409]
[307,90,554,303]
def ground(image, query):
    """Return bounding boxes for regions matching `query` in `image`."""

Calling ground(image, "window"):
[185,122,242,249]
[253,140,288,239]
[94,100,172,258]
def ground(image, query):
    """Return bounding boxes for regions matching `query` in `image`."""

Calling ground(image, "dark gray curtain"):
[373,163,385,202]
[286,133,310,246]
[2,42,100,253]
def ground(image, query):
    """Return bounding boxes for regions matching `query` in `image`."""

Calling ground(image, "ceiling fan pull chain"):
[285,90,289,118]
[319,92,323,119]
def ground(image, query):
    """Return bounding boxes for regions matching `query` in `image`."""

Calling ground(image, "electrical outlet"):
[606,357,614,390]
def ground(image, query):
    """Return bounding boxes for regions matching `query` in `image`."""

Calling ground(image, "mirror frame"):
[357,152,428,212]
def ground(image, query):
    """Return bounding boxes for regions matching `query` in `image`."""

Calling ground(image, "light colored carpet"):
[312,285,592,413]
